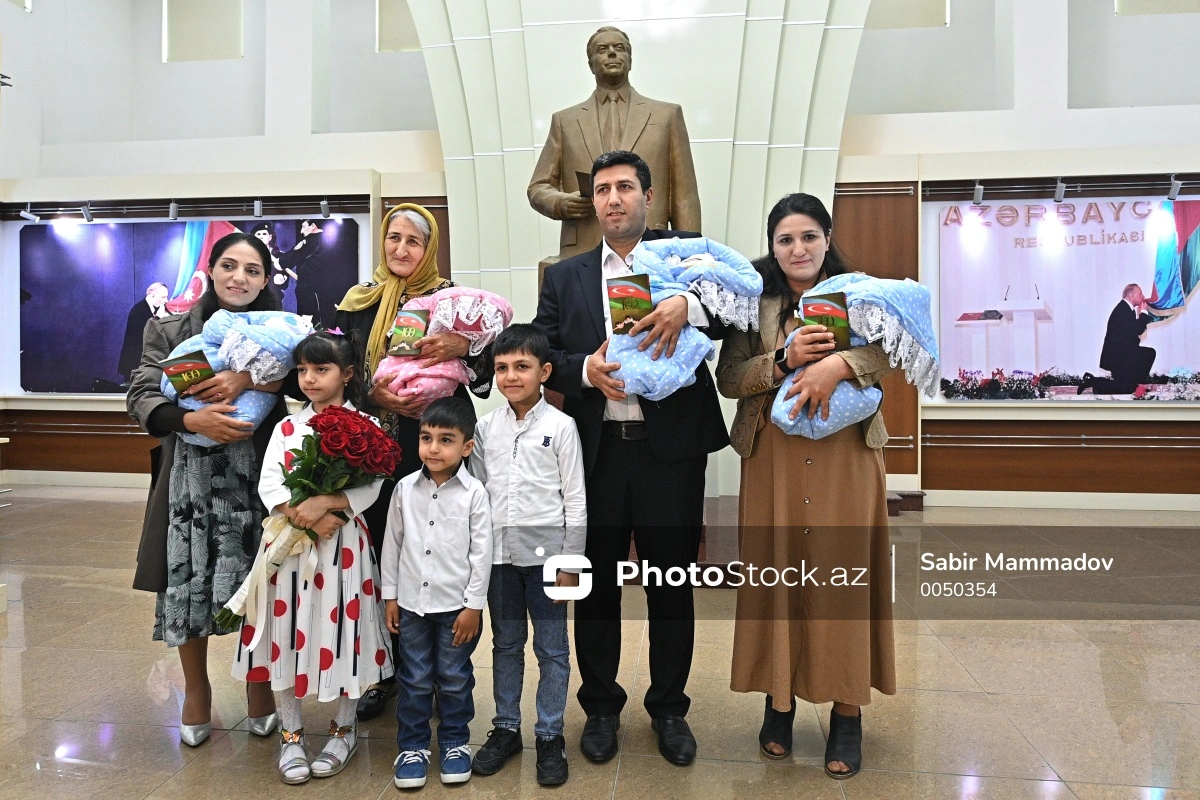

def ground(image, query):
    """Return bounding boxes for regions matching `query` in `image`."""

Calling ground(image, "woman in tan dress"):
[716,193,896,780]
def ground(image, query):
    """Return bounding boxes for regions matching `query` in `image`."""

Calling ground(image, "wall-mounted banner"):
[937,196,1200,401]
[19,218,359,393]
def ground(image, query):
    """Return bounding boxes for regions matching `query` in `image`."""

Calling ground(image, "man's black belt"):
[602,421,649,440]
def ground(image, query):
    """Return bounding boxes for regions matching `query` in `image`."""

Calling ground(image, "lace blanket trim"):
[689,279,760,331]
[848,303,940,397]
[427,297,508,357]
[218,333,291,384]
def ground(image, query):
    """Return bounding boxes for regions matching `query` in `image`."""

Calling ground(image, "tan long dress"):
[717,297,896,711]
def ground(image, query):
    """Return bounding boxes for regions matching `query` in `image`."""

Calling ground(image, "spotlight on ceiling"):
[1167,175,1182,201]
[972,181,984,205]
[320,197,330,219]
[19,203,39,223]
[1054,178,1066,204]
[253,199,263,218]
[81,202,93,223]
[168,200,179,220]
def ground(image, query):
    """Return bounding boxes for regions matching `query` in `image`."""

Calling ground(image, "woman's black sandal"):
[824,707,862,779]
[758,695,796,759]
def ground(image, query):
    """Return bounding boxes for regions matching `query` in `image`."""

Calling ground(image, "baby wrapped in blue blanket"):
[609,237,762,401]
[771,273,940,439]
[160,310,314,447]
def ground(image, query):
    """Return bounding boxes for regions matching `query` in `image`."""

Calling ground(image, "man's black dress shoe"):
[580,714,620,763]
[356,681,397,721]
[651,715,696,766]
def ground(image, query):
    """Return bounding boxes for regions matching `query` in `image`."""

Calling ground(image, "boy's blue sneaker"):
[393,749,431,789]
[439,744,473,784]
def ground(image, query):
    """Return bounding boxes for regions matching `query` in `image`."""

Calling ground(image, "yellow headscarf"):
[338,203,443,375]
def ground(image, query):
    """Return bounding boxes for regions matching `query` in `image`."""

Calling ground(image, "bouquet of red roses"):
[281,405,402,519]
[215,405,401,634]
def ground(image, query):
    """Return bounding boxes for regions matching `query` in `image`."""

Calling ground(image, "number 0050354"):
[920,582,997,598]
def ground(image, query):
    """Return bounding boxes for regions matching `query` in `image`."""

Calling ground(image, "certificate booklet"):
[160,350,215,393]
[800,292,851,351]
[576,170,594,198]
[607,274,653,335]
[387,310,429,356]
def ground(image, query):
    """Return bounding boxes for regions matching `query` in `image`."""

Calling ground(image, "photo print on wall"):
[18,218,360,393]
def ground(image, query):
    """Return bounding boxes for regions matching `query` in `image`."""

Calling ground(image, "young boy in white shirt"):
[382,397,492,789]
[468,324,587,786]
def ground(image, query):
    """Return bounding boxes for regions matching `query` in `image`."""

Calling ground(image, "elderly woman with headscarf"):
[333,202,494,720]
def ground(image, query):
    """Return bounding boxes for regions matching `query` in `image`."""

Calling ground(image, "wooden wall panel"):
[831,184,920,473]
[923,419,1200,493]
[0,411,156,474]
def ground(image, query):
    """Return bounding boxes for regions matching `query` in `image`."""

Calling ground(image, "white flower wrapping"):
[218,512,319,651]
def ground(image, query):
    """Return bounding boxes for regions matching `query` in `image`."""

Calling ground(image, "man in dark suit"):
[1079,283,1156,395]
[532,150,729,768]
[118,282,168,384]
[279,219,330,326]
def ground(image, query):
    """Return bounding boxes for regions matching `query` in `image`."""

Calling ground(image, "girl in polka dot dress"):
[232,331,395,785]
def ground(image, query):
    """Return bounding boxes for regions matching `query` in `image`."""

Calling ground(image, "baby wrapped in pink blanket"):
[372,287,513,413]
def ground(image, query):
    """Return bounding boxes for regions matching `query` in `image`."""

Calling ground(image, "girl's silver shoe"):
[311,720,358,778]
[248,711,280,737]
[279,729,311,785]
[179,721,212,747]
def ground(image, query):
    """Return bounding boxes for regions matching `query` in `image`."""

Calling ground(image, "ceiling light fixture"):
[1167,175,1182,201]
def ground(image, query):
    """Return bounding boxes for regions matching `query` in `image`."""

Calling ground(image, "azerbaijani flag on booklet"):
[607,274,653,335]
[160,350,215,393]
[388,309,429,356]
[801,291,851,351]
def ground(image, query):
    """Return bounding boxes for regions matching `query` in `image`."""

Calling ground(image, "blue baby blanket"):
[771,273,939,438]
[609,237,762,401]
[160,310,313,447]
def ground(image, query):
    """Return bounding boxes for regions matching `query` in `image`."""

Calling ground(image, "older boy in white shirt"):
[469,325,586,786]
[382,397,492,789]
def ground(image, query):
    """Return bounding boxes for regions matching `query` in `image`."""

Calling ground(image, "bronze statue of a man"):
[528,26,702,261]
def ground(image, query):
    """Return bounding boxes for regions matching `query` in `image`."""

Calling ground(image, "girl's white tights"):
[275,691,308,782]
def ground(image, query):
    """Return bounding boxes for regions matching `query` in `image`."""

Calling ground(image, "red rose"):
[320,430,350,457]
[313,405,353,429]
[363,448,386,475]
[344,433,370,467]
[310,413,337,434]
[372,435,401,475]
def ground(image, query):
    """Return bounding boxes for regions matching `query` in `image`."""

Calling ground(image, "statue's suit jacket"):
[528,87,701,260]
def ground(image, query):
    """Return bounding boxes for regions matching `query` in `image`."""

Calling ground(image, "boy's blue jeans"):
[488,563,570,738]
[395,607,478,752]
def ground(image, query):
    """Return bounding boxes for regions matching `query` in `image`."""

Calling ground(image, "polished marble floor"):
[1,484,1199,799]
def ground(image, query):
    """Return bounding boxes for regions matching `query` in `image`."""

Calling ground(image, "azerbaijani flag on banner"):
[164,220,240,313]
[1149,199,1200,312]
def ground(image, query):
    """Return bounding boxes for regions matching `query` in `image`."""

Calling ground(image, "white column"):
[264,0,327,137]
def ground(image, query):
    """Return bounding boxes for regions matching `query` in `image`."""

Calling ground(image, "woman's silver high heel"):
[245,683,279,736]
[248,711,280,737]
[179,721,212,747]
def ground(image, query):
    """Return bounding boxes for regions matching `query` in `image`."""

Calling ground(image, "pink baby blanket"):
[372,287,513,413]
